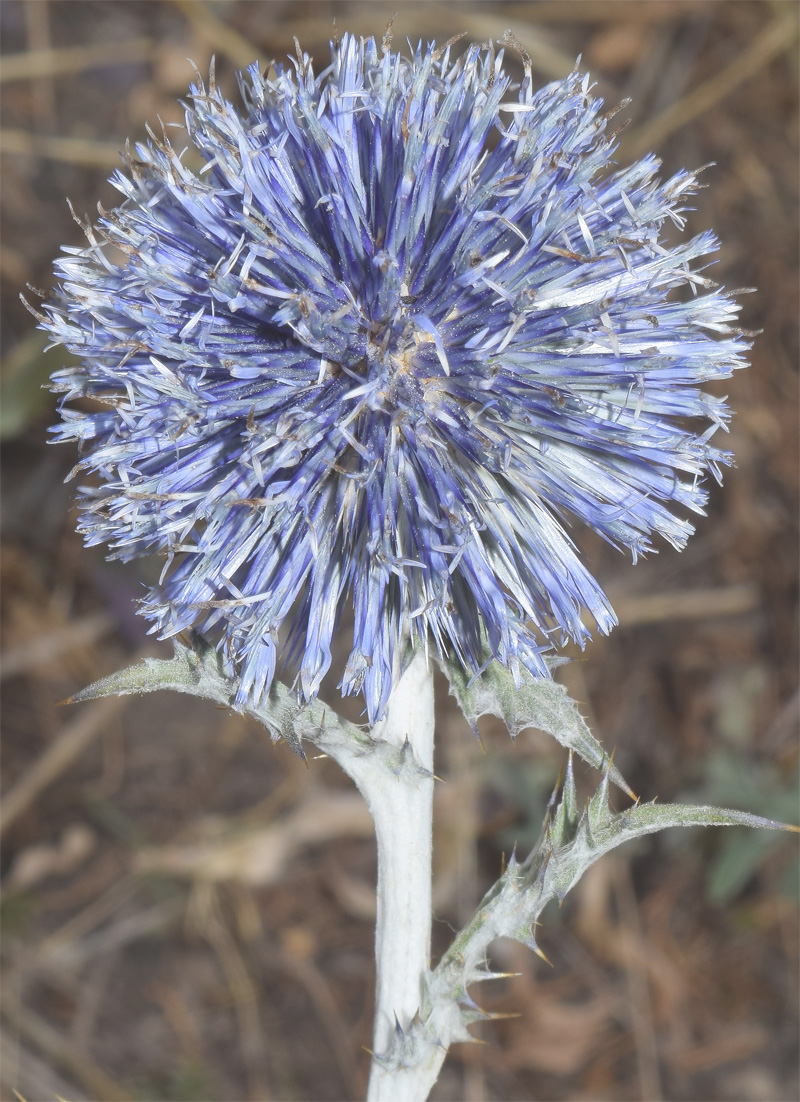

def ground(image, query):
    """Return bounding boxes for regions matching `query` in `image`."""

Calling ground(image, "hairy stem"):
[362,649,436,1101]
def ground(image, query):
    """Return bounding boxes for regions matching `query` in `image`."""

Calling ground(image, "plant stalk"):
[363,648,436,1101]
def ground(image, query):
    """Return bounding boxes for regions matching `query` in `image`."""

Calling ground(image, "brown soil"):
[1,3,797,1100]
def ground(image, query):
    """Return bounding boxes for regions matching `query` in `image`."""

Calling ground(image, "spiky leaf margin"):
[68,636,430,786]
[375,753,796,1070]
[438,650,634,796]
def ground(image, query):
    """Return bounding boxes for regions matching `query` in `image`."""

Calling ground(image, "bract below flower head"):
[41,33,749,722]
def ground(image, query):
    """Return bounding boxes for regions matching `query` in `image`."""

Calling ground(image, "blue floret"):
[41,33,750,721]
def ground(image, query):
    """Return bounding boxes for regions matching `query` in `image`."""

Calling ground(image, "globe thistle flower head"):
[41,32,750,723]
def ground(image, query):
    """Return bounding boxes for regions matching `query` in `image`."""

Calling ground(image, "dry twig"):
[0,130,123,167]
[169,0,269,70]
[607,583,759,628]
[0,992,133,1102]
[0,695,129,836]
[622,12,798,158]
[1,613,113,680]
[0,38,153,82]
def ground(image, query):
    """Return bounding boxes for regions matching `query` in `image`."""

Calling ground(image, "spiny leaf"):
[68,636,224,698]
[587,759,613,833]
[549,752,579,844]
[65,636,433,789]
[438,651,634,797]
[590,799,796,841]
[516,761,796,911]
[402,764,796,1072]
[68,635,346,760]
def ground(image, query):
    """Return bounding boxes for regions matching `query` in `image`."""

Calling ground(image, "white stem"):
[362,649,436,1102]
[284,647,440,1100]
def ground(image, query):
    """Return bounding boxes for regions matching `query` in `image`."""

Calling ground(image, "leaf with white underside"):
[69,635,305,757]
[378,754,797,1071]
[67,637,430,786]
[439,651,635,797]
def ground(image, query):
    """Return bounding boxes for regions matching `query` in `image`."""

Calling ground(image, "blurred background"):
[1,2,797,1100]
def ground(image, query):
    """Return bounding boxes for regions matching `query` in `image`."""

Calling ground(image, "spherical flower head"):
[41,33,749,723]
